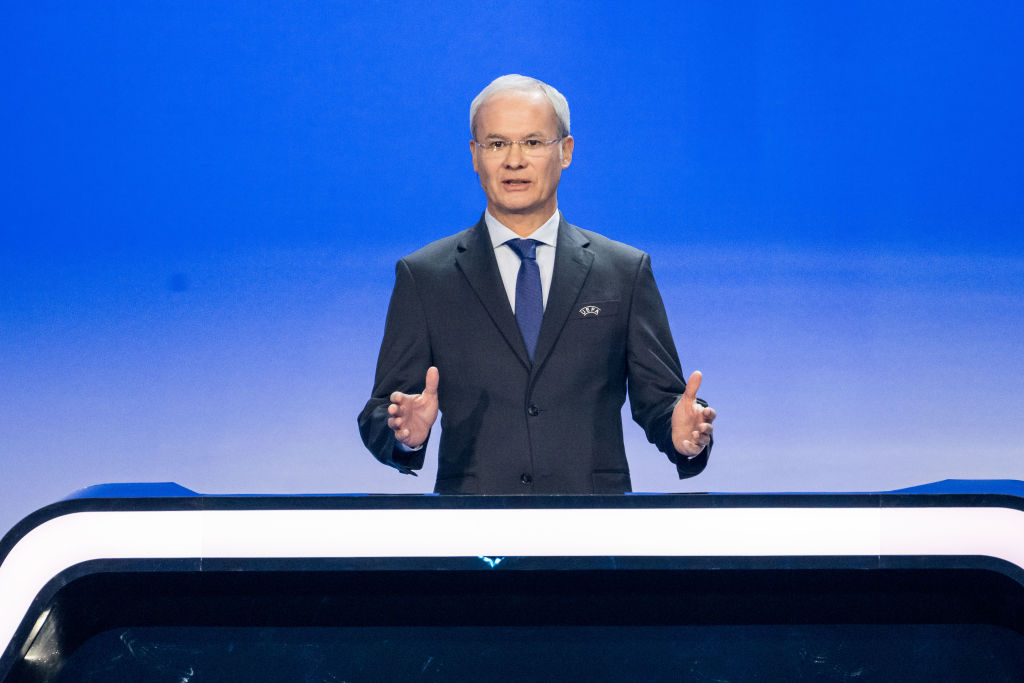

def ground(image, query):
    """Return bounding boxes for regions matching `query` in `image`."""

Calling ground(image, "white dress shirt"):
[484,209,560,312]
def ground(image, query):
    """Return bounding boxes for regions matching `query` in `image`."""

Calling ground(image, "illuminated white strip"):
[2,505,1023,663]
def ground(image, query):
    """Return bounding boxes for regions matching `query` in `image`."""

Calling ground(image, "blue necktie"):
[505,238,543,360]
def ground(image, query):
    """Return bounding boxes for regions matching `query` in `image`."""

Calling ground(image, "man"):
[358,74,715,494]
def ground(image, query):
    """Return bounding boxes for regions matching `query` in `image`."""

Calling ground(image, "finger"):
[682,370,702,401]
[387,416,402,430]
[390,391,407,404]
[692,430,711,446]
[423,366,439,396]
[680,440,702,455]
[703,406,717,423]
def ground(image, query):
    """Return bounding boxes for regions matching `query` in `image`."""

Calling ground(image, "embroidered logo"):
[579,305,601,317]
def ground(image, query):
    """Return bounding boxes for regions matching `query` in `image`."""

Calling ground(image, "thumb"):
[423,366,440,396]
[682,370,702,401]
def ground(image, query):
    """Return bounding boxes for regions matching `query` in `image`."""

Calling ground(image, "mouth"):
[502,179,531,190]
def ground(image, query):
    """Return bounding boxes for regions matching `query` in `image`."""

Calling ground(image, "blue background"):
[2,1,1023,535]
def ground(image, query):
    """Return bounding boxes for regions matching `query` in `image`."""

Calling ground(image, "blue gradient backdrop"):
[2,1,1023,534]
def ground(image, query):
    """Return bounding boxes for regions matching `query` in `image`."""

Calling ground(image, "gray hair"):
[470,74,571,139]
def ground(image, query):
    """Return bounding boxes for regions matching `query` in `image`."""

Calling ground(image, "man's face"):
[470,90,573,232]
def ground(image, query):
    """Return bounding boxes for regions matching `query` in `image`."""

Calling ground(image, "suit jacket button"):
[520,473,533,485]
[527,405,540,417]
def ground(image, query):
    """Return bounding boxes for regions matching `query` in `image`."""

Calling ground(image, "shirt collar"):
[485,209,560,249]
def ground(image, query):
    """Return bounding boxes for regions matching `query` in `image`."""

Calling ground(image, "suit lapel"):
[532,218,593,372]
[455,219,532,369]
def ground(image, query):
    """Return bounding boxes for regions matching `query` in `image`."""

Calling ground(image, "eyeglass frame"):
[472,136,566,155]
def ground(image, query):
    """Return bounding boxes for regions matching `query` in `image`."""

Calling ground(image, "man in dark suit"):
[358,75,715,494]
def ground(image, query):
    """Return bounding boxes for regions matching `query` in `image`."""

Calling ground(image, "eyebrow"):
[483,132,548,140]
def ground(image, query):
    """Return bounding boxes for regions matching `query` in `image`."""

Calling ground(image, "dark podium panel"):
[2,480,1024,681]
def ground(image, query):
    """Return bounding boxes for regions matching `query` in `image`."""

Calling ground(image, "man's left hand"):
[671,370,716,456]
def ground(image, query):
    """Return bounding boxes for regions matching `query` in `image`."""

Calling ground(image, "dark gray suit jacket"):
[358,216,709,494]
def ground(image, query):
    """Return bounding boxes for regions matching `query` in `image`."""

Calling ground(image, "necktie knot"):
[506,238,539,261]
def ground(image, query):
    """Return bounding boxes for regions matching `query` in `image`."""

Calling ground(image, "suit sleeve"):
[625,253,710,479]
[357,258,433,474]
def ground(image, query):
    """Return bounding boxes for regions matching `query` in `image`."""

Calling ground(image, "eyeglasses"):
[473,137,564,156]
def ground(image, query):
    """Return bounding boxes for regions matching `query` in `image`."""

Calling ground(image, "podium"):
[2,481,1024,680]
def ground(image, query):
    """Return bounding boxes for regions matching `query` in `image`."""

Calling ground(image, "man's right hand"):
[387,366,439,449]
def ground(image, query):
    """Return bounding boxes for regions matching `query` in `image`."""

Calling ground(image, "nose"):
[503,142,527,168]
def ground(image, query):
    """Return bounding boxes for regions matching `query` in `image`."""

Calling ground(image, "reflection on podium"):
[2,481,1024,681]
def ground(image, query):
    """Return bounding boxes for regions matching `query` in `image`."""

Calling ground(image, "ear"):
[560,136,574,169]
[470,139,480,173]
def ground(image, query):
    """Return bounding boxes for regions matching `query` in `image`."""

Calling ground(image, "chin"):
[500,194,541,211]
[501,205,540,217]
